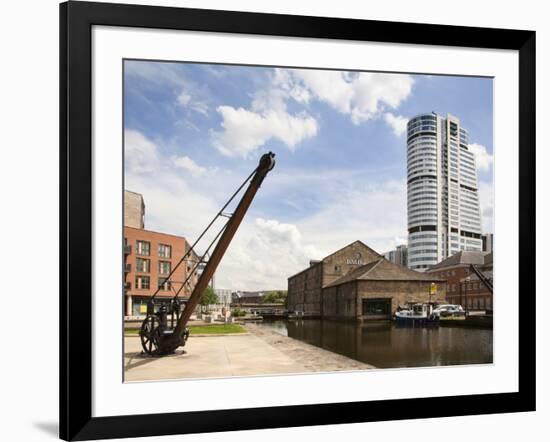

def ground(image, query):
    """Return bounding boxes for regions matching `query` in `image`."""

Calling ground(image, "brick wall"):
[287,241,381,315]
[358,280,446,318]
[321,242,380,287]
[322,282,357,319]
[322,279,446,320]
[427,265,470,299]
[124,227,199,315]
[427,264,491,310]
[287,262,323,315]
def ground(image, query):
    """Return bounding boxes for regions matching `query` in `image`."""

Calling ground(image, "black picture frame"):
[60,1,536,440]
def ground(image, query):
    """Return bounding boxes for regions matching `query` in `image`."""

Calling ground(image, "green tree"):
[200,287,219,312]
[262,290,288,305]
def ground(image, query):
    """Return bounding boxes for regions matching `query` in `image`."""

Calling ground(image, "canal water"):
[257,320,493,368]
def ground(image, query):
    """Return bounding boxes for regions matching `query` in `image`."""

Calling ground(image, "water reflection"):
[258,320,493,368]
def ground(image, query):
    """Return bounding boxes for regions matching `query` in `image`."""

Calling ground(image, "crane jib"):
[138,152,276,356]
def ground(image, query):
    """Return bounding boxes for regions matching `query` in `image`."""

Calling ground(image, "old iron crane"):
[139,152,276,356]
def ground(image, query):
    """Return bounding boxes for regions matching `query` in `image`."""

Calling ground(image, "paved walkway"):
[124,334,306,381]
[246,324,374,372]
[124,326,373,382]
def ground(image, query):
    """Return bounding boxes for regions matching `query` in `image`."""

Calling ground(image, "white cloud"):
[255,218,322,259]
[469,143,493,172]
[469,144,494,233]
[125,130,409,290]
[124,129,160,174]
[289,70,414,124]
[125,134,326,289]
[210,68,413,157]
[177,90,208,115]
[211,69,320,158]
[173,155,208,177]
[271,69,311,104]
[393,236,408,246]
[125,130,229,241]
[212,106,318,158]
[177,92,191,106]
[384,112,408,137]
[295,179,408,256]
[478,180,494,234]
[125,62,211,116]
[126,171,222,242]
[125,67,419,289]
[293,70,353,114]
[142,178,408,288]
[125,61,187,87]
[219,218,325,290]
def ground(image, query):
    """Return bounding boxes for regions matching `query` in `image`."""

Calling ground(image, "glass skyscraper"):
[407,112,483,271]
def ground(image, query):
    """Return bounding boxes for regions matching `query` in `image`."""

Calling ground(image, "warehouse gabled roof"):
[428,250,490,271]
[287,239,382,280]
[325,258,444,288]
[320,240,381,262]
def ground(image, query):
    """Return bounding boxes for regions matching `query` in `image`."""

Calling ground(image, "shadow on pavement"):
[124,350,186,371]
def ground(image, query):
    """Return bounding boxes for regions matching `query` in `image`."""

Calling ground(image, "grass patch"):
[189,324,246,335]
[125,323,246,336]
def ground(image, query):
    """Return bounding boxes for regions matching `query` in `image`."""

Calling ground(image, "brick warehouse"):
[426,250,493,311]
[287,241,445,320]
[123,190,200,316]
[124,226,200,316]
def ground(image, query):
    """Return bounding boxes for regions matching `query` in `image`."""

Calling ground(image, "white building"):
[407,112,483,271]
[214,288,233,306]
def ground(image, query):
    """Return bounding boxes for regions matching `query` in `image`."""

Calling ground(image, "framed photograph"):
[60,1,535,440]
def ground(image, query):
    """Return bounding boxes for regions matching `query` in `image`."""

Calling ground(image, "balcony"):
[125,263,131,273]
[124,245,132,255]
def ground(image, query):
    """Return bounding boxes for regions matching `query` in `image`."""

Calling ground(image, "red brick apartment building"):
[426,251,493,311]
[124,226,199,316]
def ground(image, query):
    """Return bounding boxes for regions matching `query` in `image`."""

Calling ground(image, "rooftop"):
[325,258,445,288]
[428,250,491,271]
[124,225,187,240]
[461,269,493,283]
[287,240,381,280]
[124,189,144,198]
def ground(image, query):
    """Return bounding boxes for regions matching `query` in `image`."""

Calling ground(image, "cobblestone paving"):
[245,323,375,371]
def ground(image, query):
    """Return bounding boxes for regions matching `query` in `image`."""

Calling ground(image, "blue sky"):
[124,60,494,290]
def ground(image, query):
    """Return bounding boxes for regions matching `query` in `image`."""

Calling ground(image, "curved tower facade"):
[407,112,482,271]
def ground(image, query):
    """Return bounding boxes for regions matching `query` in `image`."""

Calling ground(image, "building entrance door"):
[361,298,392,320]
